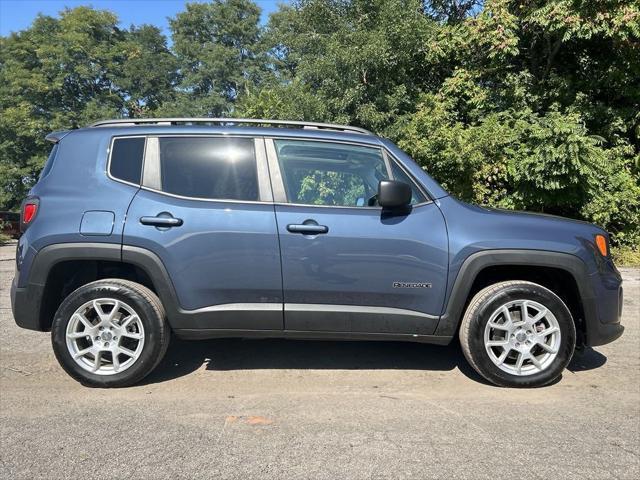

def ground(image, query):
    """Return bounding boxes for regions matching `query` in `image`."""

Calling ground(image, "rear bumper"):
[10,276,46,331]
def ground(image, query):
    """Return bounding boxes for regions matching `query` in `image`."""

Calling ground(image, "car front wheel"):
[459,280,576,388]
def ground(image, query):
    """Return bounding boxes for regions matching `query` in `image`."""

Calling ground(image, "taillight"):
[23,203,37,223]
[20,198,39,232]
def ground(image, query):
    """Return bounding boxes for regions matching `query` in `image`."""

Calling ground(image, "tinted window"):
[110,137,145,185]
[390,161,427,204]
[159,137,258,201]
[274,140,388,207]
[39,144,59,180]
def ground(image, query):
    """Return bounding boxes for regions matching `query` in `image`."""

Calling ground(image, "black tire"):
[459,281,576,388]
[51,279,170,388]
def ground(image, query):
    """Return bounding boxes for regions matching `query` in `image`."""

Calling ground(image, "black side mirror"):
[378,180,412,208]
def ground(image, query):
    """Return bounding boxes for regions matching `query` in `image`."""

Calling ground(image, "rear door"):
[266,138,449,335]
[123,135,283,330]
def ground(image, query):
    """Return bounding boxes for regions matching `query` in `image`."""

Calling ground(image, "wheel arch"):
[26,243,180,331]
[435,250,592,344]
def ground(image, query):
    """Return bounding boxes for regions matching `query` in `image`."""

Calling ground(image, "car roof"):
[67,124,386,147]
[49,118,383,147]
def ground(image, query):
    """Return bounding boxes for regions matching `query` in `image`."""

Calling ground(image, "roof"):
[62,118,385,146]
[88,118,373,135]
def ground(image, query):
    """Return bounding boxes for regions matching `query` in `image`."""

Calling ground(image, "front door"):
[267,138,449,335]
[123,135,283,330]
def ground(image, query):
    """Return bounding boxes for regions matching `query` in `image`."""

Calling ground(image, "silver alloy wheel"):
[65,298,145,376]
[484,299,561,376]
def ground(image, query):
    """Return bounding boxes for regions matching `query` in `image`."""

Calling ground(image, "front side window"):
[274,140,388,207]
[390,161,427,204]
[158,137,258,201]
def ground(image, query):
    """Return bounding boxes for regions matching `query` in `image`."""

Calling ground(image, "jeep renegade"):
[10,118,624,388]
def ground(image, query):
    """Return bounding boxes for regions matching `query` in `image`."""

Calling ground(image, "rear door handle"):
[140,215,183,227]
[287,223,328,235]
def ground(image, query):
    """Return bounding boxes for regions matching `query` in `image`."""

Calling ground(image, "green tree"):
[166,0,265,116]
[240,0,440,130]
[0,7,176,210]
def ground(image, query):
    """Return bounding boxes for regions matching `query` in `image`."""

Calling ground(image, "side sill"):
[173,328,453,345]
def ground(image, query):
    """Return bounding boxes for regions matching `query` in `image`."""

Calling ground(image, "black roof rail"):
[88,118,373,135]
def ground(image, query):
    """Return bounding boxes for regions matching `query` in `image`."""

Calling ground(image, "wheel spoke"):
[107,300,121,326]
[537,341,557,354]
[488,321,510,331]
[73,313,95,331]
[68,331,91,339]
[120,315,137,330]
[530,354,543,371]
[121,331,143,340]
[92,351,102,372]
[515,352,525,374]
[93,300,108,322]
[496,348,510,365]
[521,301,529,322]
[500,306,513,327]
[112,352,121,372]
[531,307,549,324]
[73,347,93,359]
[118,346,137,358]
[538,326,559,338]
[486,340,509,347]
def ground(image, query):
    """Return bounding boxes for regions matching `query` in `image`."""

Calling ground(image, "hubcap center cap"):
[515,331,527,343]
[101,331,113,342]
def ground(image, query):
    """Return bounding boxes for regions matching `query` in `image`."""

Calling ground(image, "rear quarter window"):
[109,137,145,185]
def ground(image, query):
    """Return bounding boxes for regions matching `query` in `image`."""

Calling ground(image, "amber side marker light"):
[595,234,608,257]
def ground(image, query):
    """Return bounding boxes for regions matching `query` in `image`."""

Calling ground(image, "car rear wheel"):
[459,281,576,388]
[51,279,170,388]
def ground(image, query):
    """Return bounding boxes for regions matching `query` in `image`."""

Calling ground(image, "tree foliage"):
[1,0,638,247]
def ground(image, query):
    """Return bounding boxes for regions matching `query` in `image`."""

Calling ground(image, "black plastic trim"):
[173,328,453,345]
[435,249,623,346]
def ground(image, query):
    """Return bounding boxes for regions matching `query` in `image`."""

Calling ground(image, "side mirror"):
[378,180,412,208]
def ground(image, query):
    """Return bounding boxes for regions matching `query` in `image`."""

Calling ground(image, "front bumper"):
[582,261,624,347]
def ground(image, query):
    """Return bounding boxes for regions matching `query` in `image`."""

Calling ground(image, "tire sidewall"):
[51,282,165,387]
[467,283,576,387]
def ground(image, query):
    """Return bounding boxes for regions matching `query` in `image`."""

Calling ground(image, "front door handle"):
[140,215,183,227]
[287,221,328,235]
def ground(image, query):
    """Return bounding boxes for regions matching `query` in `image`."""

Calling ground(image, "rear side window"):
[39,144,59,180]
[158,137,258,201]
[110,137,145,185]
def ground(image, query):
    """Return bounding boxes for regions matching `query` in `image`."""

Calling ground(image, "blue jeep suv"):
[10,118,624,388]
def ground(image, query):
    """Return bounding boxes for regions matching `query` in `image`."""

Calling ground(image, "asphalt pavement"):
[1,242,638,479]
